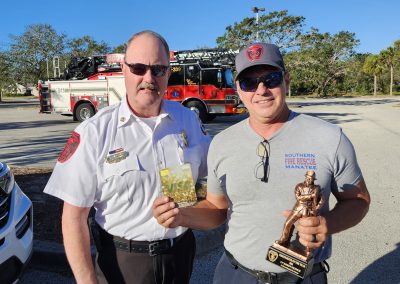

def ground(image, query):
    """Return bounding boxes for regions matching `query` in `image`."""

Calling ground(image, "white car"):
[0,162,33,283]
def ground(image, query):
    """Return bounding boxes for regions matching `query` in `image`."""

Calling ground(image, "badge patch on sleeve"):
[58,131,80,163]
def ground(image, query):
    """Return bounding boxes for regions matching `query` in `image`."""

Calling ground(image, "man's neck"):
[249,107,291,139]
[127,97,162,118]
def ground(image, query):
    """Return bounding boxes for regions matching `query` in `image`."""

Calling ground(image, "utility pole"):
[46,59,49,80]
[252,6,265,41]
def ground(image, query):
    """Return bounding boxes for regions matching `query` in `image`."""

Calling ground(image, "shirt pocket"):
[182,145,202,182]
[102,153,143,203]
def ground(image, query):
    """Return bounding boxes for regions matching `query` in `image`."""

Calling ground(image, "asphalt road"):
[1,97,400,283]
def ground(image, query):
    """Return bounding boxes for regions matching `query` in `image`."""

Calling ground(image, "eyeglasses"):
[255,140,270,183]
[239,71,283,92]
[124,61,169,77]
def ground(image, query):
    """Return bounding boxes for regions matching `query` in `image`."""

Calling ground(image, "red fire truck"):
[38,49,245,122]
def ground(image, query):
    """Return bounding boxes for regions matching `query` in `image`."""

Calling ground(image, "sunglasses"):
[255,140,270,183]
[239,71,284,92]
[124,61,169,77]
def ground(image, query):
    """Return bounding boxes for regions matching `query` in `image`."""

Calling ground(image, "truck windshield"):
[224,69,234,88]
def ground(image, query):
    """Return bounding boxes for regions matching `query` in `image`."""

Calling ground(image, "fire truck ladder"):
[171,49,238,66]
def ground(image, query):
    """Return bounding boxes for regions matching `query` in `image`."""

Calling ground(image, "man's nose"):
[255,81,269,95]
[142,67,154,81]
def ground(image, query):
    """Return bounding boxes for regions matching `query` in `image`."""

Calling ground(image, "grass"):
[2,92,30,97]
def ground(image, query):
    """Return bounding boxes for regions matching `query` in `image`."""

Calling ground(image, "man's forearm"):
[62,209,97,283]
[179,200,227,230]
[324,199,369,235]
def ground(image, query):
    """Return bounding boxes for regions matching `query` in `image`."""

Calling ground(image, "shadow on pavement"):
[302,112,361,125]
[0,119,75,131]
[0,133,71,166]
[350,242,400,283]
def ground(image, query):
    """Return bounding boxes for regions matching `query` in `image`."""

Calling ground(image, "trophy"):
[266,170,324,278]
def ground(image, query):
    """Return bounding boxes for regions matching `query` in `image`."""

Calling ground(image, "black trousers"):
[94,230,196,284]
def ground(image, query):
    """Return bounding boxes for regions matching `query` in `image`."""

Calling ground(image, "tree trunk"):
[390,65,393,96]
[374,75,377,96]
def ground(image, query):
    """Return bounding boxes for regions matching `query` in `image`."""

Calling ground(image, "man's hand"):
[282,210,328,249]
[297,215,328,249]
[152,196,181,228]
[153,192,228,230]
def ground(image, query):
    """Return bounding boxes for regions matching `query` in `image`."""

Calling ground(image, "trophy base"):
[266,243,314,279]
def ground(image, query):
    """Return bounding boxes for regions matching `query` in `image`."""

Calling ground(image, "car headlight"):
[0,162,15,194]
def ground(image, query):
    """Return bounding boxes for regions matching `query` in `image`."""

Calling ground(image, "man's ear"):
[235,80,245,101]
[121,62,130,77]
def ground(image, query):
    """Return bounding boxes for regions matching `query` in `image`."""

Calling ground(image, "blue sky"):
[0,0,398,55]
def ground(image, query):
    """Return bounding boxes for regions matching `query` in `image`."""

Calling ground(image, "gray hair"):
[125,30,170,60]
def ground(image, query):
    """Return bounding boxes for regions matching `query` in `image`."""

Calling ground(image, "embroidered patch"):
[58,131,80,163]
[246,44,264,61]
[109,148,124,155]
[105,148,129,164]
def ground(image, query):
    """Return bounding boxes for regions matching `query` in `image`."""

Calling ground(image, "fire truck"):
[38,49,245,122]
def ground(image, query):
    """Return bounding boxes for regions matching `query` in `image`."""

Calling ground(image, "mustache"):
[137,82,159,91]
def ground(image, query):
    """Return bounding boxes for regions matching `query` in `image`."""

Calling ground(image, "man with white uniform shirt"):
[44,30,210,284]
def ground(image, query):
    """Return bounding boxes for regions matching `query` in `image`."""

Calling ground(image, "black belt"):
[97,224,189,256]
[225,249,325,284]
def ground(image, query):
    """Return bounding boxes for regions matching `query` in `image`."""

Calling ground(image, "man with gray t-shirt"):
[153,43,370,284]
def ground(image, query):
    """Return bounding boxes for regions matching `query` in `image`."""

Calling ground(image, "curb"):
[0,101,38,103]
[0,102,39,109]
[31,225,226,268]
[0,98,39,108]
[0,98,39,104]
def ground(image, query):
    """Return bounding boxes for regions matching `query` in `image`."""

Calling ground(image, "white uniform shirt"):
[44,99,210,241]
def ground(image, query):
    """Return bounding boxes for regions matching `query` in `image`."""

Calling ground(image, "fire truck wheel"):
[207,114,216,121]
[75,103,95,122]
[185,101,208,123]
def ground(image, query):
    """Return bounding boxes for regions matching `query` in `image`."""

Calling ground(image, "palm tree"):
[379,47,395,96]
[363,55,383,96]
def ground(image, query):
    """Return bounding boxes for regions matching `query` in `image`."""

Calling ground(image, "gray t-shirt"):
[207,111,362,272]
